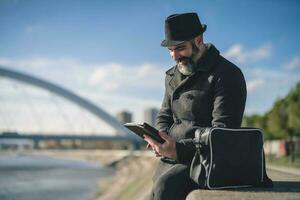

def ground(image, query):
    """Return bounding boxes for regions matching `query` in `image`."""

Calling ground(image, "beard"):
[177,42,200,76]
[177,57,195,76]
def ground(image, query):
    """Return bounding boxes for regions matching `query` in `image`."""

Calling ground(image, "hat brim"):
[161,40,186,47]
[161,24,207,47]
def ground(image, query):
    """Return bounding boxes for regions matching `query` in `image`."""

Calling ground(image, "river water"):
[0,154,113,200]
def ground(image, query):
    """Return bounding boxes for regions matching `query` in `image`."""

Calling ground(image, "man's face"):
[168,41,200,75]
[168,41,193,64]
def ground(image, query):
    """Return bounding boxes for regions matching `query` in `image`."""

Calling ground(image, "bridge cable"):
[12,81,44,133]
[76,105,98,134]
[48,93,75,134]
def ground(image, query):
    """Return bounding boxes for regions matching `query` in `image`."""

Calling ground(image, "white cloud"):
[88,62,165,92]
[283,56,300,70]
[89,63,122,86]
[243,66,300,115]
[247,79,265,92]
[223,43,272,64]
[0,56,165,93]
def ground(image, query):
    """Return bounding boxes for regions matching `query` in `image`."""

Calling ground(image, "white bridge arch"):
[0,66,139,142]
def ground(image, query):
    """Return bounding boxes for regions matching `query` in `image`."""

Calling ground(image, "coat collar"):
[166,43,220,90]
[194,43,220,72]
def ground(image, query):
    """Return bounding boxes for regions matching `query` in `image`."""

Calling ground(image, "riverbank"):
[3,150,299,200]
[0,149,156,200]
[95,151,157,200]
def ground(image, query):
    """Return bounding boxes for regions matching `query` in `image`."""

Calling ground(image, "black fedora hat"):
[161,12,207,47]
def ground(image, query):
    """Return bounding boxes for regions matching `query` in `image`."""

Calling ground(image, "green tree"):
[265,99,288,139]
[286,82,300,137]
[244,81,300,140]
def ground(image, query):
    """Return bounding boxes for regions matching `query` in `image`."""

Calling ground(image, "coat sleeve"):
[156,76,174,132]
[176,128,198,164]
[176,63,247,164]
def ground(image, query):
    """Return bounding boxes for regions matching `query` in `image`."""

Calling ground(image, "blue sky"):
[0,0,299,133]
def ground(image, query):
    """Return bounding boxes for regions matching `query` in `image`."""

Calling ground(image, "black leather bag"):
[190,127,273,189]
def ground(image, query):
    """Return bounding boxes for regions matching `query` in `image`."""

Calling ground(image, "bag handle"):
[194,129,202,151]
[190,128,206,185]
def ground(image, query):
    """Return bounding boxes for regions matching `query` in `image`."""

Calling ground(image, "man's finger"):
[154,148,162,157]
[144,135,160,146]
[143,135,153,144]
[144,135,154,145]
[158,131,170,141]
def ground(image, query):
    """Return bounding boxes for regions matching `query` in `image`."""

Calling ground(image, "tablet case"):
[124,122,165,144]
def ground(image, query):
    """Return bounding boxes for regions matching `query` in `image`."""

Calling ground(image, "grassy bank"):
[266,154,300,168]
[95,152,158,200]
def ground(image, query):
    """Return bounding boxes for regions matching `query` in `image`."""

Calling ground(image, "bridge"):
[0,66,141,148]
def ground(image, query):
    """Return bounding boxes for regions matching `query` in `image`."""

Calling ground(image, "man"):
[144,13,247,200]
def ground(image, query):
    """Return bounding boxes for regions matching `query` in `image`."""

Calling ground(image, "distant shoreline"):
[0,149,134,166]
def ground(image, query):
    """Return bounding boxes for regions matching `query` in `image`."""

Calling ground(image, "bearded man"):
[144,13,247,200]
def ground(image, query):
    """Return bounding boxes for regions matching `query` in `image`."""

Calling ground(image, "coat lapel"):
[168,67,185,90]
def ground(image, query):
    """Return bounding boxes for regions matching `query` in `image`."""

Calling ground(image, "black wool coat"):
[156,43,247,166]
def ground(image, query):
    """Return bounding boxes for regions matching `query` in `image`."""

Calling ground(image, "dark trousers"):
[148,161,199,200]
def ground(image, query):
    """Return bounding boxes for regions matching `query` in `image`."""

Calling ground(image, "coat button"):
[175,119,181,124]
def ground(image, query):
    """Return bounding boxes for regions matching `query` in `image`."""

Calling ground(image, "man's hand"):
[144,131,177,160]
[146,143,162,157]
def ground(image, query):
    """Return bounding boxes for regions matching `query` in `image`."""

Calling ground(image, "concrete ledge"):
[187,169,300,200]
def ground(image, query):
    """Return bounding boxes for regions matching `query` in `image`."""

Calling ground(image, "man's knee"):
[152,171,185,200]
[150,164,196,200]
[154,173,173,191]
[152,176,173,199]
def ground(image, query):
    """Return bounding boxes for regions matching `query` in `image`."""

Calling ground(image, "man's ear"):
[194,34,203,48]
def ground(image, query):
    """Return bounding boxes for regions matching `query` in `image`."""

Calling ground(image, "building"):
[116,110,132,124]
[144,107,159,127]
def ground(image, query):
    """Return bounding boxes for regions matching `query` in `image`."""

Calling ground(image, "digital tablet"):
[124,122,165,144]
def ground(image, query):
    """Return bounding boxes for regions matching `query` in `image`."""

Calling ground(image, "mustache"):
[176,56,190,63]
